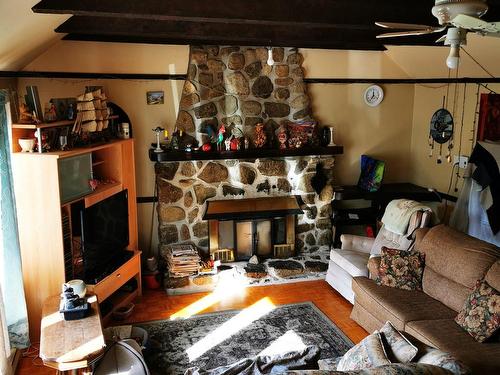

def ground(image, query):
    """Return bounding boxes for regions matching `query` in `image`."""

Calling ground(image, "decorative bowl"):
[18,138,36,152]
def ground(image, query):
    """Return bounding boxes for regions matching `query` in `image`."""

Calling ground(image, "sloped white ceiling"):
[1,1,500,78]
[0,0,68,70]
[385,34,500,78]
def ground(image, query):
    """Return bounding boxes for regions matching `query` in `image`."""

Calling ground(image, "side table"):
[39,294,106,373]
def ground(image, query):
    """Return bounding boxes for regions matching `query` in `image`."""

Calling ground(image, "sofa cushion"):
[379,321,418,363]
[352,277,456,330]
[376,247,425,291]
[485,259,500,291]
[405,319,500,374]
[455,279,500,342]
[330,249,370,277]
[336,332,390,371]
[417,349,470,375]
[418,225,498,311]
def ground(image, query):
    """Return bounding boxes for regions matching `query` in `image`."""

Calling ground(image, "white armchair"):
[326,207,431,304]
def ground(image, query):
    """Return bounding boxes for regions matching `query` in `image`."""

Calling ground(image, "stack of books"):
[165,244,200,277]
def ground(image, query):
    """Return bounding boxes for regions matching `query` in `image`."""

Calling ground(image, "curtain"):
[0,89,29,359]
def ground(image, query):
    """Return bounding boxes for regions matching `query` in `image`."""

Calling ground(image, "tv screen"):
[80,189,130,282]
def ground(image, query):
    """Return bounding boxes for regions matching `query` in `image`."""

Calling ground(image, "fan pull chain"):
[446,66,460,163]
[470,84,481,154]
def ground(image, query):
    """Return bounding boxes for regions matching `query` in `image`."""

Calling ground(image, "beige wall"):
[18,41,416,255]
[310,83,414,185]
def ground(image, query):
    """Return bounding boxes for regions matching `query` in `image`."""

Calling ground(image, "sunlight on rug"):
[137,302,353,375]
[186,297,275,361]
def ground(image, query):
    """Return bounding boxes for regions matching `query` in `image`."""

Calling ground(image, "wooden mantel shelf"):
[149,145,343,162]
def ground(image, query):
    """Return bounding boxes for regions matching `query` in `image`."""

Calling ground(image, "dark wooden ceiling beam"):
[33,0,439,27]
[61,33,388,51]
[56,16,448,49]
[55,16,389,50]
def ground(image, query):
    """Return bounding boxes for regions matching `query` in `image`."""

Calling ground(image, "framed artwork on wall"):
[146,91,164,105]
[478,93,500,143]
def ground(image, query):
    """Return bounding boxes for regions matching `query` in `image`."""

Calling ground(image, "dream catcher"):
[429,107,454,164]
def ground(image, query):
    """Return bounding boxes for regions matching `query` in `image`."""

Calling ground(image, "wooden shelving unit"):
[11,138,141,341]
[11,119,75,130]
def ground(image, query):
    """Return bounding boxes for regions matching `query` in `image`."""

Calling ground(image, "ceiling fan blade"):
[483,31,500,38]
[377,29,444,39]
[436,34,447,43]
[375,22,440,30]
[452,14,500,33]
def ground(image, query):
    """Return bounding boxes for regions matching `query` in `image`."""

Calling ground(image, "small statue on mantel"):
[217,124,226,151]
[277,124,288,149]
[254,123,267,148]
[18,103,41,124]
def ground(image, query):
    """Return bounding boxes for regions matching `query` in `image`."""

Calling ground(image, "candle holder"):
[328,126,336,147]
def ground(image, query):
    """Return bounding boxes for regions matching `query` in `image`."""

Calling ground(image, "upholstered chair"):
[326,208,432,303]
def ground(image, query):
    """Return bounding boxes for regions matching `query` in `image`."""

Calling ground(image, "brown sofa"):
[350,225,500,374]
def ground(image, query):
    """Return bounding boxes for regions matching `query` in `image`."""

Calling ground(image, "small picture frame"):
[147,91,164,105]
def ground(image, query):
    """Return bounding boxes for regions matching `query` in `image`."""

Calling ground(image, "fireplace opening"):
[217,218,288,261]
[203,197,303,262]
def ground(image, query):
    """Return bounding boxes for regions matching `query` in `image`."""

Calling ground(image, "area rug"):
[137,302,353,375]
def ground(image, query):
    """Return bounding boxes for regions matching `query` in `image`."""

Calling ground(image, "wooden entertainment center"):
[10,130,141,341]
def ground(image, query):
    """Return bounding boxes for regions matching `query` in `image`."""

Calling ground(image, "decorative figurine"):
[277,124,288,149]
[224,137,231,151]
[18,103,40,124]
[254,123,267,148]
[230,137,240,151]
[44,102,57,122]
[67,103,75,120]
[170,128,180,150]
[217,124,226,151]
[244,137,250,150]
[152,126,165,153]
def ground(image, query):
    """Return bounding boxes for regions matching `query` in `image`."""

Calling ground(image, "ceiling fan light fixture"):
[432,0,489,25]
[446,44,461,69]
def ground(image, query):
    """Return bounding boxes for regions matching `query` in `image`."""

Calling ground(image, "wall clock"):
[364,85,384,107]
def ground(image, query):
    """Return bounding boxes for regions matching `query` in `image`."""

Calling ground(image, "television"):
[58,153,93,203]
[80,189,131,283]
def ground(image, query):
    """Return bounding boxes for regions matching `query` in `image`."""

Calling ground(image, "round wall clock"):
[364,85,384,107]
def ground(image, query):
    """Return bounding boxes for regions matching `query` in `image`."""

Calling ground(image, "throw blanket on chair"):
[381,199,432,236]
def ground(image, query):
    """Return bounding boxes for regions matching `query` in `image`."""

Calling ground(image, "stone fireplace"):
[154,45,336,259]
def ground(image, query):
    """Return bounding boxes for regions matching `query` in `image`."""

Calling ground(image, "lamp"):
[447,44,460,69]
[444,27,466,70]
[267,47,274,66]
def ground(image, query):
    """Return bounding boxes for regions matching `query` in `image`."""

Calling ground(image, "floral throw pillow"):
[455,279,500,343]
[336,332,390,371]
[376,247,425,291]
[379,321,418,363]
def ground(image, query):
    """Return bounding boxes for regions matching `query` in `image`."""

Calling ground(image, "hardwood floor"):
[16,280,367,375]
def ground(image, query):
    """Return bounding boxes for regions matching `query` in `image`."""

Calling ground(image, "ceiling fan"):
[376,0,500,69]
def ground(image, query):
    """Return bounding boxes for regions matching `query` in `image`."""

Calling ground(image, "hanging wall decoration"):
[478,93,500,143]
[429,108,454,164]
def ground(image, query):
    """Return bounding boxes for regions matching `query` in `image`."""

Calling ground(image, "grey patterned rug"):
[137,302,353,375]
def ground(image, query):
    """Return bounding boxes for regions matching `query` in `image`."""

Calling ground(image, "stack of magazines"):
[165,244,200,277]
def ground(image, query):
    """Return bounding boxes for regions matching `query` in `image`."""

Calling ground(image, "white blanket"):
[381,199,432,236]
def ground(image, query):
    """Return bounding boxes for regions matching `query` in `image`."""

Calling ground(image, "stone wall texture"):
[176,46,313,146]
[155,157,334,256]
